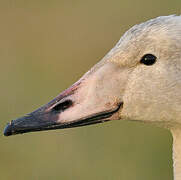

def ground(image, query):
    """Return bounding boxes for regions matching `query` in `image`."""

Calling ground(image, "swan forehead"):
[109,15,181,66]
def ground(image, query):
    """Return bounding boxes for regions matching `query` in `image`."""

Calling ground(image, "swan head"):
[4,15,181,136]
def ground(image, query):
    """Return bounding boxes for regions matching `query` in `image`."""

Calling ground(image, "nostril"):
[52,100,73,112]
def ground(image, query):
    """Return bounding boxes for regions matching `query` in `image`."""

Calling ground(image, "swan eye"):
[140,54,157,66]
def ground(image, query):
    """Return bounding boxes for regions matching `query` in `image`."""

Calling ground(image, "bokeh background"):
[0,0,180,179]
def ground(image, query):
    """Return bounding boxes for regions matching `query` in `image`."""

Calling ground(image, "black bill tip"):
[4,122,13,136]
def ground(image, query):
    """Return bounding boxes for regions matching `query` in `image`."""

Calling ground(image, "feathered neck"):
[171,127,181,180]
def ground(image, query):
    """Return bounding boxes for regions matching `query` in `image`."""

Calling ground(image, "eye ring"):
[140,54,157,66]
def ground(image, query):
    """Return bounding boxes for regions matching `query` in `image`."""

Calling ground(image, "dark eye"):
[140,54,157,66]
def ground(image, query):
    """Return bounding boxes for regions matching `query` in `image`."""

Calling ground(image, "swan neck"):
[171,127,181,180]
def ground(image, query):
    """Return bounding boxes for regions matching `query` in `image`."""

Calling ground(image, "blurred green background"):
[0,0,180,179]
